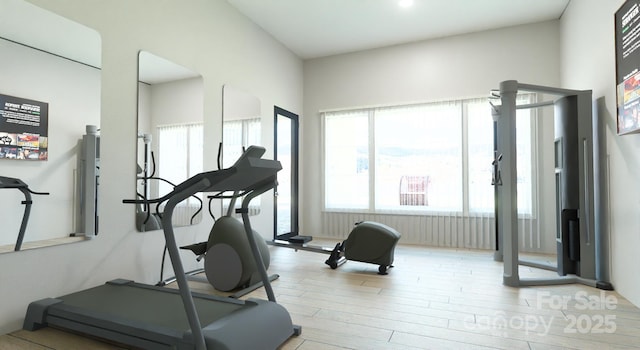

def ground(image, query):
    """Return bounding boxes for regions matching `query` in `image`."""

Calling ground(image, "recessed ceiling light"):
[399,0,414,8]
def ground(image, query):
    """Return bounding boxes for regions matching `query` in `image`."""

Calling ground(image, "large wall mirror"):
[0,0,101,253]
[136,51,204,231]
[221,85,262,215]
[222,85,262,167]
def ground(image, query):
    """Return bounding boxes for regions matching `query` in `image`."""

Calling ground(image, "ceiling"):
[2,0,571,80]
[226,0,571,59]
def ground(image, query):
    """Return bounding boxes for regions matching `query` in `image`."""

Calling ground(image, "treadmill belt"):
[56,282,245,331]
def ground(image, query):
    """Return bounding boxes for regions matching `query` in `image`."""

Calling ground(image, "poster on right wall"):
[615,0,640,135]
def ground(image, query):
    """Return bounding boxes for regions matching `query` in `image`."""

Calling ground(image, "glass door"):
[274,106,299,240]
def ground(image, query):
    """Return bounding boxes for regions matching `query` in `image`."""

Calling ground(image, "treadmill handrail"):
[161,177,211,350]
[123,148,281,206]
[239,181,278,302]
[0,176,28,189]
[1,176,50,251]
[0,176,49,195]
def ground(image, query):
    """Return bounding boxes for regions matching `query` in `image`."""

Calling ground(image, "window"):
[324,111,369,209]
[374,102,462,211]
[157,123,203,207]
[467,95,534,214]
[222,118,261,167]
[323,95,535,215]
[222,118,261,213]
[467,100,495,212]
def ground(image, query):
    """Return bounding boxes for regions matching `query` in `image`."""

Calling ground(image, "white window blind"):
[324,110,369,210]
[323,95,536,216]
[222,118,262,214]
[156,123,203,225]
[374,102,462,212]
[222,118,261,167]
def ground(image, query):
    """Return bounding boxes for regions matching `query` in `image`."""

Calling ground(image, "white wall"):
[0,0,302,334]
[560,0,640,306]
[0,38,100,246]
[302,21,561,251]
[145,78,204,128]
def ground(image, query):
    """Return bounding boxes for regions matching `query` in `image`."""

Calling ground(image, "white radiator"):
[170,205,203,226]
[320,212,542,251]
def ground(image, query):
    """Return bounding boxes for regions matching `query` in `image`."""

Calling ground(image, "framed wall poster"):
[0,93,48,160]
[615,0,640,135]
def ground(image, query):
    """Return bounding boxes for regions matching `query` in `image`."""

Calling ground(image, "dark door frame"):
[273,106,299,240]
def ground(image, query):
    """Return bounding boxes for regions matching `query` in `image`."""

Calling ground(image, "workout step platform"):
[287,235,312,244]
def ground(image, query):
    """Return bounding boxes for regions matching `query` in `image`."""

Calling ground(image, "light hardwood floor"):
[2,242,639,349]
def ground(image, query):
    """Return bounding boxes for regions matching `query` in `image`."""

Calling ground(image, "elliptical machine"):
[177,144,277,296]
[181,194,275,293]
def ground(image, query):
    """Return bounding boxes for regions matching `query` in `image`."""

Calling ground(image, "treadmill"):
[23,146,301,350]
